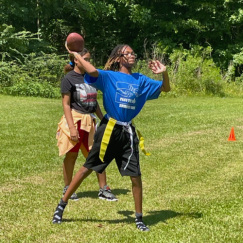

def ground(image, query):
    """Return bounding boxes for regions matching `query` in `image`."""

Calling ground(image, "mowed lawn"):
[0,94,243,243]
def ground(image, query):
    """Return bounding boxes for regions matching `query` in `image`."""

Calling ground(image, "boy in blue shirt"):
[53,44,170,231]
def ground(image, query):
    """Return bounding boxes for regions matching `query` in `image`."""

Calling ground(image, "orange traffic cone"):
[228,127,236,141]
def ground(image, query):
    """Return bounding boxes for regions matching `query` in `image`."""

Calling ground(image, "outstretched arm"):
[65,42,99,77]
[148,60,170,92]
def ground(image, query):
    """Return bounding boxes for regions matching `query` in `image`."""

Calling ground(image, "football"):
[66,32,84,52]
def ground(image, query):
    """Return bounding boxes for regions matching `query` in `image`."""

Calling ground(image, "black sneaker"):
[135,218,150,231]
[52,199,67,224]
[98,185,118,201]
[63,185,79,201]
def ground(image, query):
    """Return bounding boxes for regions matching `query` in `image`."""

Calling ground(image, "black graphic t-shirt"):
[61,70,98,114]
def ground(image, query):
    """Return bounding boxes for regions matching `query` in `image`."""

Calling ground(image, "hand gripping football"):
[66,32,84,52]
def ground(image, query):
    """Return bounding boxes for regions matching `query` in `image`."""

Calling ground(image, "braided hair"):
[104,44,128,71]
[64,48,89,74]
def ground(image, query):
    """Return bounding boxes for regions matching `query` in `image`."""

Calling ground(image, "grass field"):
[0,94,243,243]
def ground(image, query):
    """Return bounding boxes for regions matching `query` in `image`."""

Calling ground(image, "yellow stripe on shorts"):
[99,118,117,162]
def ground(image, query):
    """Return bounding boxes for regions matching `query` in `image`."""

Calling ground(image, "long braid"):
[104,44,128,71]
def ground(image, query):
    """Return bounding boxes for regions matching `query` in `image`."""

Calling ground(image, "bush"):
[0,41,241,99]
[21,53,66,86]
[0,52,66,98]
[0,61,18,87]
[169,46,225,96]
[4,81,60,98]
[133,46,226,97]
[223,78,243,97]
[0,24,66,98]
[201,59,225,96]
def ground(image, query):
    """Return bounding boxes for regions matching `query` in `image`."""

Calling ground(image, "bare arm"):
[149,60,171,92]
[95,103,104,120]
[65,42,99,77]
[161,70,170,92]
[62,93,79,142]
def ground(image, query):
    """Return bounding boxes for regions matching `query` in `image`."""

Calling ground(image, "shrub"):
[0,52,66,98]
[4,81,60,98]
[169,46,225,96]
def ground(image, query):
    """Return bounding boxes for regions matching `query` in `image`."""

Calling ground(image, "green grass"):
[0,94,243,242]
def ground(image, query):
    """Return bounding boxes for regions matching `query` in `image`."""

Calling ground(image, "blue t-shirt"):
[84,70,162,122]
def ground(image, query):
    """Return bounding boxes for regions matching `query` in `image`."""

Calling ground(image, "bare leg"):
[130,175,149,231]
[96,171,107,189]
[63,152,78,186]
[82,147,106,189]
[130,176,142,213]
[63,166,93,202]
[53,166,93,223]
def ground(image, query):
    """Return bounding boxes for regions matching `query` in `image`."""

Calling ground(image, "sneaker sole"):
[52,220,62,224]
[70,198,79,201]
[137,228,150,232]
[99,196,118,201]
[62,195,79,201]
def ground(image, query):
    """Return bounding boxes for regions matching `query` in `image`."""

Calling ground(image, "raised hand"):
[65,41,78,57]
[148,60,166,74]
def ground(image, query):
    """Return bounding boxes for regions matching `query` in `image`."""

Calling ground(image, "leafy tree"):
[0,0,243,76]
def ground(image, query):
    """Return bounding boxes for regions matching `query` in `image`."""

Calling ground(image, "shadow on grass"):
[76,188,130,199]
[63,210,202,226]
[119,210,202,225]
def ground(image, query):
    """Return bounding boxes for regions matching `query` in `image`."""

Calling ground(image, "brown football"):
[66,32,84,52]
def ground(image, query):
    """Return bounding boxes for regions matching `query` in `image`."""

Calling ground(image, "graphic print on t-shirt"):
[115,82,140,110]
[75,83,97,111]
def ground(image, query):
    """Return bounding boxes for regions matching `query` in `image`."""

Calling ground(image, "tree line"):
[0,0,243,71]
[0,0,243,98]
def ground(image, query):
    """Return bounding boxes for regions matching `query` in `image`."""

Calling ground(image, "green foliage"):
[0,60,18,87]
[20,53,66,86]
[2,0,243,98]
[220,47,243,81]
[223,78,243,97]
[0,24,35,57]
[0,51,66,98]
[133,59,150,75]
[1,0,243,76]
[0,24,68,98]
[0,0,38,32]
[5,81,60,98]
[202,60,224,96]
[169,45,225,96]
[2,38,243,99]
[0,24,55,63]
[135,45,226,97]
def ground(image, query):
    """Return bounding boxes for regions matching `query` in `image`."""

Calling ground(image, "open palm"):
[148,60,166,74]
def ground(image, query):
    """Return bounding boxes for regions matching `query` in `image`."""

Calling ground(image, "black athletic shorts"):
[83,117,141,177]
